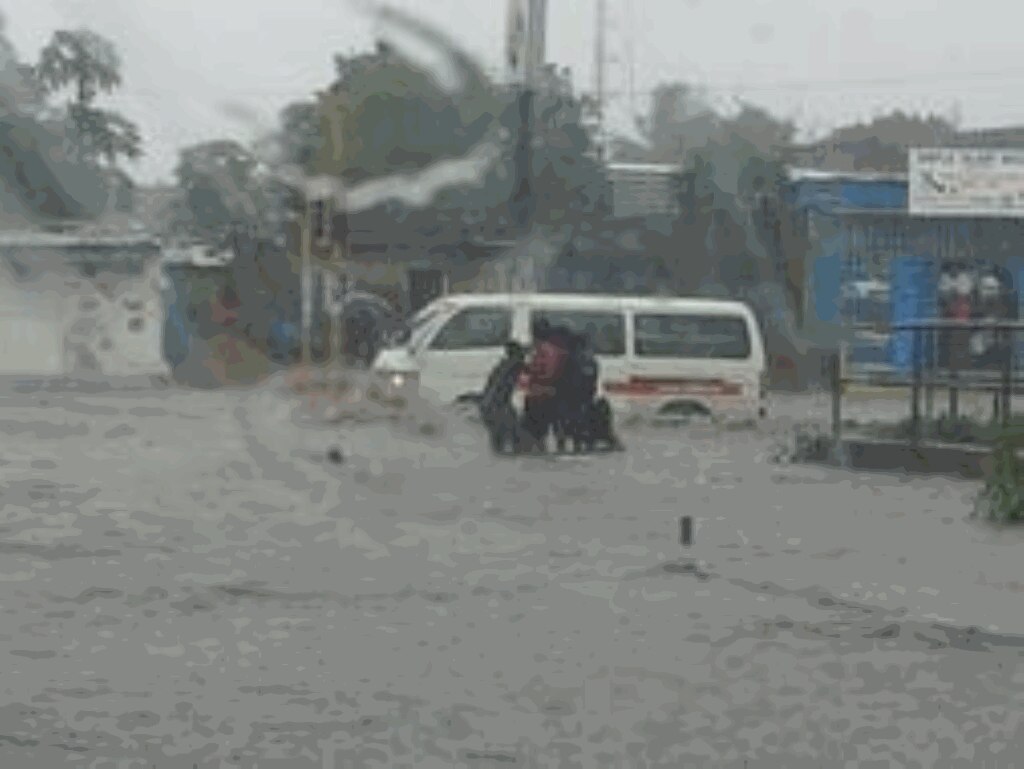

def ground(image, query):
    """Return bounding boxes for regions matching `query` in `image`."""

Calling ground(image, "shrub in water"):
[975,437,1024,523]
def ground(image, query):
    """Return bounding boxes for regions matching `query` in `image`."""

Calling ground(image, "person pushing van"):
[520,322,572,453]
[560,332,624,453]
[478,341,527,454]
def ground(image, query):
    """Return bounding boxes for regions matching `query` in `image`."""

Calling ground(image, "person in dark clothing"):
[560,333,624,453]
[479,341,527,454]
[554,333,594,452]
[520,322,570,453]
[588,397,625,452]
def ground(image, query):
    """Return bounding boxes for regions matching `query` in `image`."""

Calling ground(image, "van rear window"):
[634,314,751,359]
[530,310,626,356]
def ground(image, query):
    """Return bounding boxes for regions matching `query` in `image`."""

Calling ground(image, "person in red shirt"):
[950,271,973,371]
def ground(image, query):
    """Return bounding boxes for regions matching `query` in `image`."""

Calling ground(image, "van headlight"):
[377,370,417,388]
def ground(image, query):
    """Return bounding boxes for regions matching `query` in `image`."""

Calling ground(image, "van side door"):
[628,310,757,410]
[416,305,513,404]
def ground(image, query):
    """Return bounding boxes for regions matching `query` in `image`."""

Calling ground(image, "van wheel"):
[656,400,712,424]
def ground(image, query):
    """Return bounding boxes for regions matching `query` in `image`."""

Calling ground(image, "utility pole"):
[506,0,547,236]
[625,0,636,120]
[594,0,607,161]
[300,205,313,366]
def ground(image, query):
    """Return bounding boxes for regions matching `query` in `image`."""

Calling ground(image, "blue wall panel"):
[890,255,938,372]
[811,230,845,325]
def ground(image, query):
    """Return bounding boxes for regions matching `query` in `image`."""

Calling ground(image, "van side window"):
[635,314,751,359]
[430,307,511,351]
[530,310,625,356]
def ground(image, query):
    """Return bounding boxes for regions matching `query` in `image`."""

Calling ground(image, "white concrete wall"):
[0,253,168,378]
[62,259,168,377]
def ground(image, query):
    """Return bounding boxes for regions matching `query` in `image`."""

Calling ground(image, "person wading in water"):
[478,341,527,454]
[520,321,571,453]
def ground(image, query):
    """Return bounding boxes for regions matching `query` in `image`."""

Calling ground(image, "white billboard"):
[909,147,1024,217]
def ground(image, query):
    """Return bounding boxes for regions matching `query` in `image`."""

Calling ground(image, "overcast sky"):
[6,0,1024,184]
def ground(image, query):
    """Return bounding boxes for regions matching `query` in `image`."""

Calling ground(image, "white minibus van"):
[373,293,767,421]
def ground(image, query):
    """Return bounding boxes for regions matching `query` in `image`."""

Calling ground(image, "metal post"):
[680,516,693,547]
[830,351,842,448]
[300,207,313,366]
[324,268,342,367]
[925,326,935,424]
[911,328,922,442]
[949,323,960,423]
[594,0,607,160]
[1002,326,1013,428]
[511,86,535,234]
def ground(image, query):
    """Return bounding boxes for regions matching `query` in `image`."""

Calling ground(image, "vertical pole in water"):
[911,327,922,442]
[925,326,936,423]
[830,350,842,451]
[680,515,693,547]
[1002,325,1013,429]
[949,319,961,422]
[301,206,313,367]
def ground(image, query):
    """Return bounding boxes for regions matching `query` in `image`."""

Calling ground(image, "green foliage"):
[66,104,142,164]
[315,47,493,183]
[35,28,121,104]
[35,28,141,166]
[310,46,603,229]
[975,437,1024,523]
[277,101,322,172]
[633,83,790,298]
[0,16,111,219]
[173,140,270,243]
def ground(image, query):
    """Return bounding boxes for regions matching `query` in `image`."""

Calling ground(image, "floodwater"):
[0,377,1021,768]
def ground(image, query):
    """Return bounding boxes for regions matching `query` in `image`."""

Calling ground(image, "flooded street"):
[0,382,1020,768]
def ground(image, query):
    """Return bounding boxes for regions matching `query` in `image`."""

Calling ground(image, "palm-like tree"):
[35,29,140,166]
[35,28,121,106]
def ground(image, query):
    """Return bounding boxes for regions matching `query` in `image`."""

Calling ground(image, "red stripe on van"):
[603,377,744,397]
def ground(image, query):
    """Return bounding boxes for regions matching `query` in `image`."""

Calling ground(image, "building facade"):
[781,168,1024,374]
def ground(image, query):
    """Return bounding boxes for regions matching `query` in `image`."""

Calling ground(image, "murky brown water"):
[0,382,1020,767]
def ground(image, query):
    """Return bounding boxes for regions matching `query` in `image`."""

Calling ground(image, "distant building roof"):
[786,168,908,184]
[607,162,683,175]
[0,231,160,249]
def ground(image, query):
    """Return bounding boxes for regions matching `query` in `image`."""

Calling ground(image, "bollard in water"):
[680,516,693,546]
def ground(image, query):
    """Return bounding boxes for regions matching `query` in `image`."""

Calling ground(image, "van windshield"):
[634,314,751,359]
[406,306,447,348]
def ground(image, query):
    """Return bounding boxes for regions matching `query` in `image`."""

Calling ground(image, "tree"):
[0,15,109,220]
[277,100,322,172]
[172,139,271,244]
[66,104,142,164]
[794,111,956,172]
[35,29,121,105]
[35,28,141,165]
[315,44,499,185]
[310,44,603,235]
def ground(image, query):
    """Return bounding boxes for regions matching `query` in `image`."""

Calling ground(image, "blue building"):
[781,168,1024,374]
